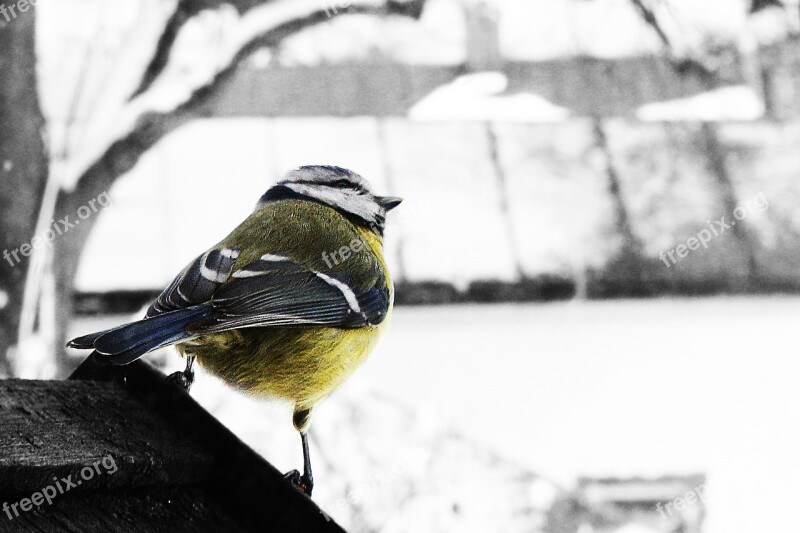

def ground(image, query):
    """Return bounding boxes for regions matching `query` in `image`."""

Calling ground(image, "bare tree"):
[4,0,427,376]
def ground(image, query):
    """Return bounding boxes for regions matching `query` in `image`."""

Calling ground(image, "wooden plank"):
[70,358,345,533]
[1,485,245,533]
[0,380,213,494]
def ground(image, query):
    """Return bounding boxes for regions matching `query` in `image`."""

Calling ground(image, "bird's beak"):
[378,196,403,211]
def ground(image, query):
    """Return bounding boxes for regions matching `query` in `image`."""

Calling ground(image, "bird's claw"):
[165,370,194,392]
[283,469,313,496]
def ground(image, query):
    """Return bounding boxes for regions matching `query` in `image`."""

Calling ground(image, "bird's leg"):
[301,431,314,492]
[165,354,196,392]
[284,432,314,495]
[284,408,314,495]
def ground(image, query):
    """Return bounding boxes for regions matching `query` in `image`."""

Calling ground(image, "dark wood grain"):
[1,484,245,533]
[0,379,213,494]
[0,356,345,532]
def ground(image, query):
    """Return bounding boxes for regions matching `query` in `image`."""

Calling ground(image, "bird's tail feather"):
[68,305,213,366]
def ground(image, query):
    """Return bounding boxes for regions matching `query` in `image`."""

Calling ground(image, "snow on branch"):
[131,0,275,99]
[132,0,424,99]
[61,0,426,204]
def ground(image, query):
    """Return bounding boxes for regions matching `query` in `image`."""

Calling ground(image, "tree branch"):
[628,0,716,82]
[629,0,671,50]
[131,0,271,99]
[132,0,424,99]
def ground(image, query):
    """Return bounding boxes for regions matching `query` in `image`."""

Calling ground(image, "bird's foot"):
[283,469,313,496]
[165,370,194,392]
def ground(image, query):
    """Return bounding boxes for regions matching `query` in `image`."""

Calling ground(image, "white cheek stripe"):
[314,272,361,314]
[221,248,240,259]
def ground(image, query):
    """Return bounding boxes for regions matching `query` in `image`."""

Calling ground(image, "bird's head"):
[257,165,402,235]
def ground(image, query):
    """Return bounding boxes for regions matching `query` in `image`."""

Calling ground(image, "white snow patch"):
[10,335,58,379]
[410,72,571,122]
[637,85,764,122]
[614,525,661,533]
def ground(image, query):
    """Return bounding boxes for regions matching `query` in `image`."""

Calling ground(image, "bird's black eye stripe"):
[330,180,370,194]
[291,178,361,191]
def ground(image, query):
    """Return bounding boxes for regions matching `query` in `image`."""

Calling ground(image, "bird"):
[67,165,402,496]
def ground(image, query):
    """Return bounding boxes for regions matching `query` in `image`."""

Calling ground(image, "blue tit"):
[67,165,403,495]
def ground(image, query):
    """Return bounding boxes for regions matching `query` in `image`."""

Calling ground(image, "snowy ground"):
[70,296,800,532]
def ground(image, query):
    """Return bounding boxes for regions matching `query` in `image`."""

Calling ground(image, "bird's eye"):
[330,179,352,188]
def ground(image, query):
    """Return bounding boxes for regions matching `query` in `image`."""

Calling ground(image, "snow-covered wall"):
[74,118,800,296]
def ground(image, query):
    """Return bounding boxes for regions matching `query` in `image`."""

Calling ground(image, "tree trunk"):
[0,10,49,376]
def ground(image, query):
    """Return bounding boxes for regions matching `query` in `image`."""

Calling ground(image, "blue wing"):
[68,250,390,365]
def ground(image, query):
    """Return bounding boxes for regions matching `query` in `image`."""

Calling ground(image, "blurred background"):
[1,0,800,531]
